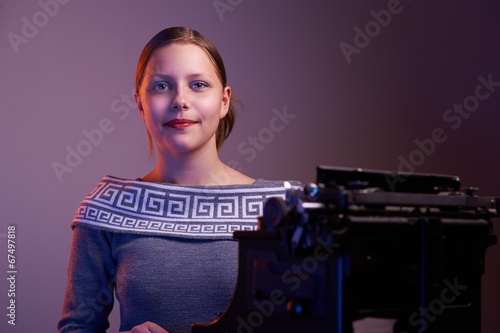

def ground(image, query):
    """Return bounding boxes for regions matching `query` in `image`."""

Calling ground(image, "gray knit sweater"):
[58,176,296,333]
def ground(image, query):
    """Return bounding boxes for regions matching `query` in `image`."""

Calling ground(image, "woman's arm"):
[58,226,116,333]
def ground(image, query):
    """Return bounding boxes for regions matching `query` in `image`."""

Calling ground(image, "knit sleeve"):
[57,225,116,333]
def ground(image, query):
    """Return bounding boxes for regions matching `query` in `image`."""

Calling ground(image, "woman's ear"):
[220,86,231,119]
[134,91,145,121]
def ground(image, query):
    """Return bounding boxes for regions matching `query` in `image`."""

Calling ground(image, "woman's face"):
[135,43,230,156]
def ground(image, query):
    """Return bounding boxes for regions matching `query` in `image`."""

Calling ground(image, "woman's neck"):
[142,147,253,186]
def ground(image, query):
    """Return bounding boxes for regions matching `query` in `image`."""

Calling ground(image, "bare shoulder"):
[222,165,255,185]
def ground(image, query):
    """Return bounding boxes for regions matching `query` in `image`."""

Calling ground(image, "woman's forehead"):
[143,43,223,85]
[147,44,215,73]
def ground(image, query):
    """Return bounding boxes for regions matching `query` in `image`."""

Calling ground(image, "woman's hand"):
[115,321,170,333]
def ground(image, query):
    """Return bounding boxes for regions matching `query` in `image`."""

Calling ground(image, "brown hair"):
[135,26,237,156]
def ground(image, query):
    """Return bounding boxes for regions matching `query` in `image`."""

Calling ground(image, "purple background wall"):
[1,0,499,332]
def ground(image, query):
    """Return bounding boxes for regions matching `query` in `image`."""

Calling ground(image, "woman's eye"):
[153,82,169,91]
[191,81,208,90]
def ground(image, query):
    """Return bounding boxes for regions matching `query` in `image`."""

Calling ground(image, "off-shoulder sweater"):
[57,176,297,333]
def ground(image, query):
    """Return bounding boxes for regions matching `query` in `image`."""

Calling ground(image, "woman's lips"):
[165,119,197,129]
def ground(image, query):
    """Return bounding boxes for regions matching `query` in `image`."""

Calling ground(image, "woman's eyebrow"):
[147,72,211,80]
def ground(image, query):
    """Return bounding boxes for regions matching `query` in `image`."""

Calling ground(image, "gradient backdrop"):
[1,0,499,332]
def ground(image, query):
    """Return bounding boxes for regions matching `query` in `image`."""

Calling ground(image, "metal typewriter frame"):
[192,167,498,333]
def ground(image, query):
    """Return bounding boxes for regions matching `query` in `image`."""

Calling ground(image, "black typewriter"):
[192,166,499,333]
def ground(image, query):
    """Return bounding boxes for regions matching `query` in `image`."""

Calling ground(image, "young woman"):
[58,27,299,333]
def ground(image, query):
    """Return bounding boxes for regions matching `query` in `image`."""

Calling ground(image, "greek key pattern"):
[72,176,287,239]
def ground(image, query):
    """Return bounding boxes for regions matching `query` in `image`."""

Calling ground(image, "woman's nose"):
[171,87,189,111]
